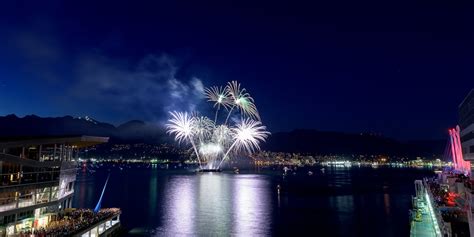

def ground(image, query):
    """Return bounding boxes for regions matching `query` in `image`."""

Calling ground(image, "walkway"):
[410,199,437,237]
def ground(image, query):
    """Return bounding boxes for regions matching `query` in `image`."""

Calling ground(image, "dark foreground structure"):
[0,136,121,236]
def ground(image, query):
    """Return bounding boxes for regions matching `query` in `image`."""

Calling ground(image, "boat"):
[197,168,222,173]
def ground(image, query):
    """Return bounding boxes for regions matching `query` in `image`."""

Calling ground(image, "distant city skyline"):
[0,1,472,140]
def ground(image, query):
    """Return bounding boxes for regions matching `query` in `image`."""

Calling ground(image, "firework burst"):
[192,116,214,143]
[225,81,260,122]
[205,86,232,109]
[218,119,269,168]
[166,81,268,170]
[166,111,204,169]
[166,111,194,143]
[205,86,232,123]
[231,119,269,153]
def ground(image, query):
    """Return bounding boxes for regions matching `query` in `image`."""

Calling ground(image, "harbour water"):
[73,166,434,236]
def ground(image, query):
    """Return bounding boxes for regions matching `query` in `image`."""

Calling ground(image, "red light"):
[448,126,470,175]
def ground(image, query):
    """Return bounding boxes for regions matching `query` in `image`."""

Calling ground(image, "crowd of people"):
[18,208,120,237]
[426,174,471,206]
[441,208,468,222]
[426,178,448,205]
[426,175,471,220]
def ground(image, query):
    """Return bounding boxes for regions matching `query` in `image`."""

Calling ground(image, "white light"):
[199,143,223,156]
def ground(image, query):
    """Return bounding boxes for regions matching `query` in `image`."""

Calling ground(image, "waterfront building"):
[460,89,474,166]
[409,90,474,237]
[458,89,474,237]
[0,136,120,236]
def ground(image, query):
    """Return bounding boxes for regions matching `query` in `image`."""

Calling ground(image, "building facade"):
[460,89,474,164]
[0,136,108,236]
[459,89,474,236]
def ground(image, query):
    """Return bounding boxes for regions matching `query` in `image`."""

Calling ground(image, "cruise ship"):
[411,89,474,237]
[0,136,121,237]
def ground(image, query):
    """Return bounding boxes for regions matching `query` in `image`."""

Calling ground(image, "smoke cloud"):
[71,54,206,123]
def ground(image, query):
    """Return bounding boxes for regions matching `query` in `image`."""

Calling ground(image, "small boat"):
[197,168,222,173]
[233,167,240,174]
[308,171,313,176]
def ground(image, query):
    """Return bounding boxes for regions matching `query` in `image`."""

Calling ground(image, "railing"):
[0,186,74,213]
[17,208,121,237]
[0,168,76,188]
[0,171,60,187]
[74,209,121,237]
[98,218,120,235]
[423,178,452,237]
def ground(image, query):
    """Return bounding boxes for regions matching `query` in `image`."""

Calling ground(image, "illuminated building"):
[458,89,474,236]
[460,89,474,167]
[409,89,474,237]
[0,136,112,236]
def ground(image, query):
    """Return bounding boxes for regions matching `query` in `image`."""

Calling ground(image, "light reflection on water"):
[232,175,271,236]
[155,174,271,236]
[148,169,158,213]
[159,176,196,236]
[74,167,434,236]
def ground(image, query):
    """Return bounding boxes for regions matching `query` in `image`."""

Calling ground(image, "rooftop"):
[0,135,109,148]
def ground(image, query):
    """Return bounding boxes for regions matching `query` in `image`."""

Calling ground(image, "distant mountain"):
[263,129,445,158]
[0,114,168,143]
[0,115,445,157]
[115,120,166,143]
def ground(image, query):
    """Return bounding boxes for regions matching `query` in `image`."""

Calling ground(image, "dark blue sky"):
[0,0,472,140]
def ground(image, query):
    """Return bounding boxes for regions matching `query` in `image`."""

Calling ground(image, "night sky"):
[0,1,472,140]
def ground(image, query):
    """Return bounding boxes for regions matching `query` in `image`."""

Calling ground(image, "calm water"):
[73,166,434,236]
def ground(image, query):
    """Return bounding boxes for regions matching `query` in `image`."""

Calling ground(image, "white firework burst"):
[218,118,269,168]
[192,116,214,143]
[226,81,260,121]
[212,125,234,148]
[166,111,204,169]
[205,86,232,109]
[166,111,195,144]
[231,118,269,153]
